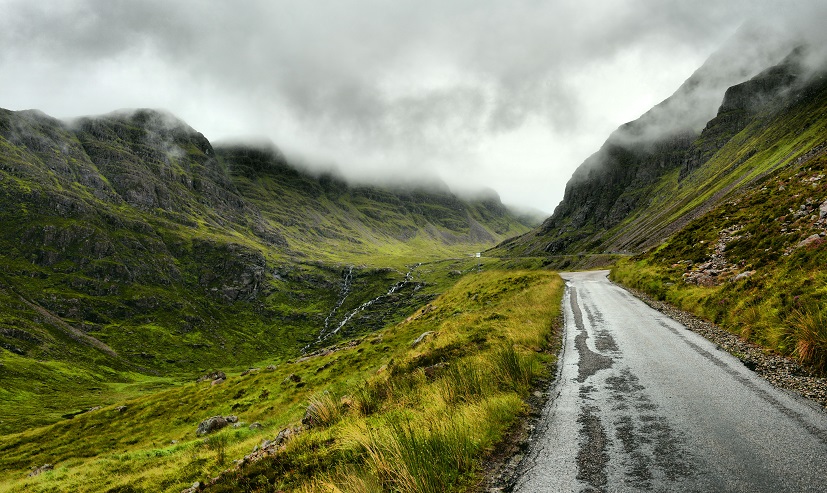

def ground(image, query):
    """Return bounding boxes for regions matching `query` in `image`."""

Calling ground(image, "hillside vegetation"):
[496,47,826,259]
[612,149,827,373]
[0,107,531,436]
[0,269,564,493]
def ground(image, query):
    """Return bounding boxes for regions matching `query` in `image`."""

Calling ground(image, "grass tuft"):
[493,343,540,393]
[305,392,344,428]
[788,307,827,372]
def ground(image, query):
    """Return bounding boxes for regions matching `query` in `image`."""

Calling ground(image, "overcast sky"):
[0,1,820,212]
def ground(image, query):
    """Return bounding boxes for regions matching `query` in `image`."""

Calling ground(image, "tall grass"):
[493,343,540,393]
[305,392,344,428]
[788,307,827,372]
[437,360,490,404]
[352,416,477,493]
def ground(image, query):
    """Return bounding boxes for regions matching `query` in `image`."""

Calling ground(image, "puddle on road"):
[570,287,613,383]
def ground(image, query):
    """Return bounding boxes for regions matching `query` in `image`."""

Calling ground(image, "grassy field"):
[0,268,564,492]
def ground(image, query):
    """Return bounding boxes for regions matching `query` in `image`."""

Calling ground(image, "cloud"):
[1,0,824,211]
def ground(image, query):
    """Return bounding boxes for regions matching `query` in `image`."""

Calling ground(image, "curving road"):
[513,270,827,492]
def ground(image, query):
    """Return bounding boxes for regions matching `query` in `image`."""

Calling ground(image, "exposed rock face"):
[498,46,822,259]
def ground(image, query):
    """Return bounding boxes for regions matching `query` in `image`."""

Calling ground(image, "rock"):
[283,373,301,384]
[249,422,262,430]
[820,200,827,219]
[28,464,53,477]
[411,331,436,348]
[733,270,756,282]
[196,416,228,436]
[797,234,822,248]
[181,481,202,493]
[423,362,449,380]
[225,415,238,423]
[273,426,299,447]
[197,370,226,383]
[116,405,127,412]
[211,377,226,386]
[240,368,259,376]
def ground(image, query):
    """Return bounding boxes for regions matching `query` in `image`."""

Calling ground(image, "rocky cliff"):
[497,41,825,260]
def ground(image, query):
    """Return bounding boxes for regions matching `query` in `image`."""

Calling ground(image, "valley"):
[4,16,827,493]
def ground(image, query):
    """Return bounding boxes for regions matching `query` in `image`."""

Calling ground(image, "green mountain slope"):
[496,43,815,259]
[493,44,827,371]
[0,107,529,433]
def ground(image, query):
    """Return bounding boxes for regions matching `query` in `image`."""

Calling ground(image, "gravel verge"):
[620,284,827,411]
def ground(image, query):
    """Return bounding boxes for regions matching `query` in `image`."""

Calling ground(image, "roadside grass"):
[0,269,563,492]
[204,269,563,492]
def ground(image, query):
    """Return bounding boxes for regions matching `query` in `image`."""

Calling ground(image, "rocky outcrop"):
[195,415,238,436]
[498,45,823,259]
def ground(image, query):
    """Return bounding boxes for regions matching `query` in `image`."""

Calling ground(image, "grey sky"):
[0,0,820,212]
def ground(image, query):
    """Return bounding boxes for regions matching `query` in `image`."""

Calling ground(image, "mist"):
[1,0,825,211]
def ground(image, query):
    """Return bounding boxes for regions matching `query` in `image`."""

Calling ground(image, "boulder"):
[798,234,822,248]
[197,370,226,383]
[196,416,228,436]
[28,464,53,477]
[411,331,435,348]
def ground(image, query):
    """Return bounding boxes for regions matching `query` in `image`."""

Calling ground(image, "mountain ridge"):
[0,106,531,433]
[495,40,826,260]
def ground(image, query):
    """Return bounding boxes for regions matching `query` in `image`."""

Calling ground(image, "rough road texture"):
[623,284,827,410]
[512,271,827,492]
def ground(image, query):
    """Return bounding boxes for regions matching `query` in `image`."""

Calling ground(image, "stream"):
[303,263,422,352]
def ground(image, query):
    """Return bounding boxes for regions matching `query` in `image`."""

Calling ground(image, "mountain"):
[496,25,807,258]
[494,37,827,371]
[0,107,530,432]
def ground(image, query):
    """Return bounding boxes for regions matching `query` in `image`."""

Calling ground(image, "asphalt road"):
[512,270,827,492]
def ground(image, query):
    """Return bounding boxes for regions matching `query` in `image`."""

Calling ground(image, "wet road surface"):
[513,270,827,492]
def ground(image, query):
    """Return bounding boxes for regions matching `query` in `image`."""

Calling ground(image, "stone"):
[273,426,299,447]
[197,370,226,383]
[797,234,822,248]
[28,464,53,477]
[116,405,127,412]
[249,422,262,430]
[820,200,827,219]
[225,415,238,423]
[196,416,228,436]
[283,373,301,384]
[411,331,435,348]
[210,377,226,386]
